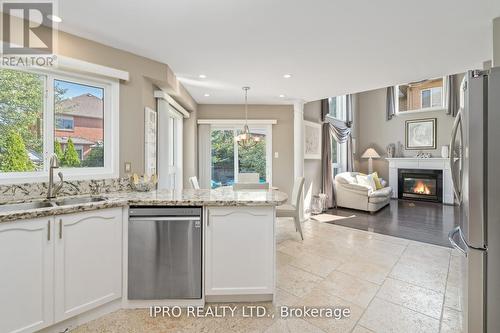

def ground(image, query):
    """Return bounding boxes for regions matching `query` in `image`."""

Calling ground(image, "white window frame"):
[331,140,341,174]
[420,86,442,109]
[157,100,184,191]
[209,124,273,187]
[328,95,347,120]
[0,66,120,184]
[395,77,446,115]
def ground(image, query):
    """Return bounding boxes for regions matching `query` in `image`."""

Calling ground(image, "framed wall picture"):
[405,118,437,150]
[144,107,157,176]
[304,120,322,159]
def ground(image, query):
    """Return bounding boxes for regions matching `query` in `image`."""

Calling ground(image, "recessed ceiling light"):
[47,14,62,23]
[283,74,292,79]
[199,74,207,79]
[204,93,210,97]
[279,94,285,98]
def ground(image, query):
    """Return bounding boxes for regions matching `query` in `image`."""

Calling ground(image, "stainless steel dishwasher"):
[128,207,202,299]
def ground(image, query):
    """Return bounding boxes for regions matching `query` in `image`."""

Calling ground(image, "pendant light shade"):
[235,87,260,148]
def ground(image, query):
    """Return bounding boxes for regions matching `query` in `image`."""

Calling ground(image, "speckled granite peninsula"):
[1,176,288,328]
[0,186,288,223]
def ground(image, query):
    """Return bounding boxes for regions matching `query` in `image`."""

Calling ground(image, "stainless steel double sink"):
[0,196,107,213]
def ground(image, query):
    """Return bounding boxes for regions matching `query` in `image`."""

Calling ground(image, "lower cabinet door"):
[205,207,275,296]
[0,217,54,333]
[54,208,122,322]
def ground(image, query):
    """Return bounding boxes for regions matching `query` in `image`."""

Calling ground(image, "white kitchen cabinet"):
[54,207,122,322]
[0,217,54,333]
[205,206,275,297]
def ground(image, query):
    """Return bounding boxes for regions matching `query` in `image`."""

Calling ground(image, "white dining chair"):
[238,173,260,183]
[233,182,270,191]
[189,176,200,189]
[276,177,305,240]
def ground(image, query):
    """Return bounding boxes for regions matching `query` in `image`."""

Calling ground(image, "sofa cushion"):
[371,172,383,190]
[356,174,376,191]
[340,182,372,193]
[335,173,357,185]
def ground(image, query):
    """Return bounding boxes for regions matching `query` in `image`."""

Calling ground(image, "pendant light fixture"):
[235,86,261,148]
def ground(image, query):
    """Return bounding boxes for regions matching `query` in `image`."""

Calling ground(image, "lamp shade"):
[361,148,380,159]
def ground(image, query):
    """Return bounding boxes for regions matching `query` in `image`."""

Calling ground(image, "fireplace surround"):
[398,169,443,203]
[387,158,453,204]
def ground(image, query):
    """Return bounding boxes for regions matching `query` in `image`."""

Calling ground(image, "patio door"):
[210,125,272,188]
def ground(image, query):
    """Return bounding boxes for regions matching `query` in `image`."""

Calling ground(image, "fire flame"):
[413,181,431,195]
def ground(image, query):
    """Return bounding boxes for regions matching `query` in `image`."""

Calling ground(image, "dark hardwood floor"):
[325,199,461,247]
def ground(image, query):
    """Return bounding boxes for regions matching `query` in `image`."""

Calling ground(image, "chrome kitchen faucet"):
[47,154,64,199]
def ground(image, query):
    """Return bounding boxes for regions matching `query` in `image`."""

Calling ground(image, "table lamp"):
[361,148,380,174]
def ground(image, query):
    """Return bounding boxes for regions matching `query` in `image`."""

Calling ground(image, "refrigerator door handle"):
[449,108,463,204]
[448,226,468,257]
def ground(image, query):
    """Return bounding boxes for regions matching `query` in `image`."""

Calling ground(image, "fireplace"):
[398,169,443,203]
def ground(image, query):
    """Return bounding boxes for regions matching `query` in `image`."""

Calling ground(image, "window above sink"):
[0,67,119,184]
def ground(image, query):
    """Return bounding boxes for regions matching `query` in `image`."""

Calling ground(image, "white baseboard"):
[37,300,121,333]
[205,294,273,303]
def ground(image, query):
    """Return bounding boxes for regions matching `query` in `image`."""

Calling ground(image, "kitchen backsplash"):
[0,178,132,203]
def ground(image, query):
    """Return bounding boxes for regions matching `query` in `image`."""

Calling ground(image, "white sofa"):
[334,172,392,213]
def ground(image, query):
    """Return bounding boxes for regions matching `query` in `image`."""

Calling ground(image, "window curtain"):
[321,99,334,208]
[321,96,354,208]
[386,87,396,120]
[446,75,459,117]
[345,95,354,172]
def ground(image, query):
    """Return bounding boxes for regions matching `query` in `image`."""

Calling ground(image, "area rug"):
[310,213,356,223]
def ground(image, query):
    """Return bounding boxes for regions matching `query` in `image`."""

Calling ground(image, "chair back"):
[238,173,260,183]
[189,176,200,189]
[233,183,269,191]
[291,177,305,208]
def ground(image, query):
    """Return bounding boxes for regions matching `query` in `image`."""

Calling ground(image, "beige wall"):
[494,17,500,66]
[356,88,456,180]
[54,30,197,176]
[196,105,294,196]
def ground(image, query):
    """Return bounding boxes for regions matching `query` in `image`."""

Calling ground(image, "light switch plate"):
[274,152,279,158]
[124,162,131,173]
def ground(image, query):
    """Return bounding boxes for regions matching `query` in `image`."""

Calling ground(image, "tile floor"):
[73,218,463,333]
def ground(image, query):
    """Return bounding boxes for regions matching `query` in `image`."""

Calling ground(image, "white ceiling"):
[58,0,500,104]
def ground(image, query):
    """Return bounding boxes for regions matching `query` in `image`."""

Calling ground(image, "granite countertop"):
[0,188,288,223]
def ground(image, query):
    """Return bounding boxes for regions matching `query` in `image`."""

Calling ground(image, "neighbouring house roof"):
[56,136,95,145]
[57,93,103,119]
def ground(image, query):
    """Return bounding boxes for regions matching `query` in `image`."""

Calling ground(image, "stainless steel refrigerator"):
[448,67,500,333]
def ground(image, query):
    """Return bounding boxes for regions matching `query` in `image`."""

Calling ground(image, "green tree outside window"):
[62,138,81,167]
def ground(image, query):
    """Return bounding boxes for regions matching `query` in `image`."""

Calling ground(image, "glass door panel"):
[211,129,235,188]
[237,128,267,183]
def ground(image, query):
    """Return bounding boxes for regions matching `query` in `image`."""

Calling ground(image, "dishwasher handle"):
[129,216,201,222]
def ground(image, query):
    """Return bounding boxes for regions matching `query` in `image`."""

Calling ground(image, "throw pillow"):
[371,172,383,190]
[356,174,376,191]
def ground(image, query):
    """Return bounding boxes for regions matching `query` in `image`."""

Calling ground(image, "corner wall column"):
[494,17,500,67]
[293,100,306,221]
[293,100,305,179]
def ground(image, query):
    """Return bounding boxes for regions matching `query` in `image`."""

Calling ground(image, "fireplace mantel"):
[386,158,454,204]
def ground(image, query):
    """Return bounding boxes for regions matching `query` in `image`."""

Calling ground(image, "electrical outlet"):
[124,162,131,173]
[274,152,279,158]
